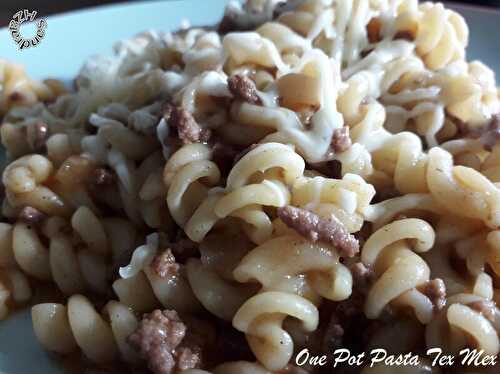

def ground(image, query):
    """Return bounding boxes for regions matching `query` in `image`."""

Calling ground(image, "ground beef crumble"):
[150,249,180,279]
[128,310,203,374]
[227,74,261,105]
[417,278,446,311]
[276,205,359,257]
[165,105,211,144]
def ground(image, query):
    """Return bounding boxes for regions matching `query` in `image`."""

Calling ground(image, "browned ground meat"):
[150,249,180,278]
[331,126,352,153]
[18,206,45,224]
[468,299,497,322]
[227,74,261,105]
[174,347,202,371]
[276,205,359,257]
[128,310,203,374]
[165,105,211,144]
[418,278,446,311]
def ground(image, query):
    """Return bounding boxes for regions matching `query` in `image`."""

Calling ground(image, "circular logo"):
[9,9,47,50]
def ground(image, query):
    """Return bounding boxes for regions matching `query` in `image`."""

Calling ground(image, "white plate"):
[0,1,499,373]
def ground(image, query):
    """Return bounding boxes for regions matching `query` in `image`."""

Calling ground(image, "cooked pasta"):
[0,59,65,116]
[165,142,303,244]
[32,295,140,364]
[426,291,500,356]
[0,0,500,373]
[362,218,436,323]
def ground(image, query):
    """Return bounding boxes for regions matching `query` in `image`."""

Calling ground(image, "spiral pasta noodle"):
[233,291,319,371]
[32,295,140,364]
[0,205,139,299]
[114,233,201,314]
[166,142,303,244]
[362,218,436,323]
[426,291,500,356]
